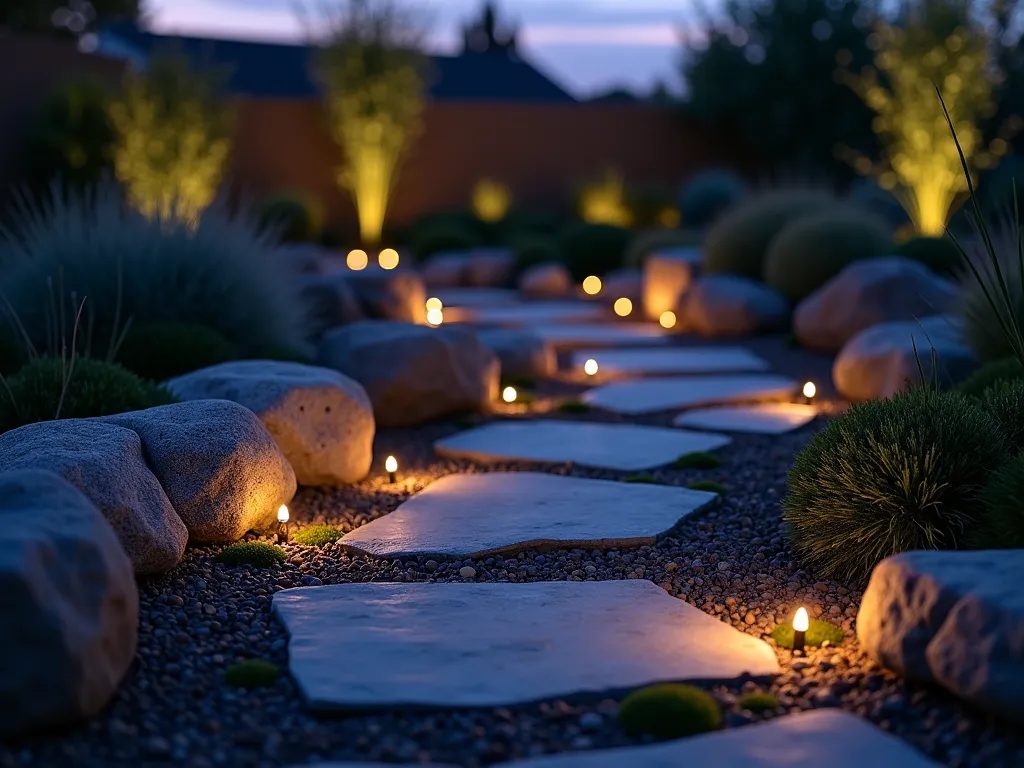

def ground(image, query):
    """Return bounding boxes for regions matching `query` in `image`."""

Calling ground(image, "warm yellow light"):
[614,297,633,317]
[659,310,677,329]
[793,607,809,633]
[426,307,444,326]
[378,248,400,270]
[277,504,290,524]
[502,386,517,403]
[472,178,512,223]
[346,249,368,270]
[803,381,817,399]
[425,297,443,311]
[385,456,398,473]
[583,358,599,376]
[578,169,632,227]
[582,276,602,296]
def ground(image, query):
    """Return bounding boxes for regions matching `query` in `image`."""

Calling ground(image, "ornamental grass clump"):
[783,387,1005,581]
[978,379,1024,450]
[617,684,721,740]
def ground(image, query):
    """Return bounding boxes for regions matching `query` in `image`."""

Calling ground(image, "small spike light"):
[502,386,517,404]
[792,607,809,653]
[276,505,290,544]
[583,358,599,376]
[803,381,816,404]
[385,455,398,484]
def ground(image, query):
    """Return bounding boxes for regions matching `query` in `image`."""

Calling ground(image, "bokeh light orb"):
[346,249,368,270]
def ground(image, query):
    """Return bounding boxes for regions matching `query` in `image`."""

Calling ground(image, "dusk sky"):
[144,0,700,97]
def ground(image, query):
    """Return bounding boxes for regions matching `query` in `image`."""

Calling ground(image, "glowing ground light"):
[502,386,517,403]
[583,358,599,376]
[378,248,400,270]
[426,297,443,311]
[659,310,677,329]
[385,455,398,483]
[614,297,633,317]
[276,504,289,543]
[346,249,368,270]
[277,505,289,524]
[426,308,444,326]
[792,606,809,653]
[803,381,817,403]
[582,275,602,295]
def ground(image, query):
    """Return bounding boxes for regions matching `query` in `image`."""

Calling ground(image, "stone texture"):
[421,252,470,287]
[317,321,500,427]
[832,315,976,401]
[678,274,789,336]
[273,580,779,710]
[642,246,701,320]
[105,400,297,541]
[464,248,515,287]
[477,328,556,379]
[0,420,186,574]
[343,268,427,323]
[298,272,365,336]
[446,301,606,326]
[164,361,373,487]
[435,419,730,472]
[573,347,768,376]
[531,323,668,349]
[340,472,717,558]
[795,257,958,352]
[518,262,572,298]
[858,550,1024,724]
[583,374,799,415]
[0,469,138,739]
[673,402,818,434]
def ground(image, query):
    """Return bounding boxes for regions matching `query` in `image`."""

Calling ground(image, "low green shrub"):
[895,236,962,278]
[624,229,703,269]
[979,380,1024,449]
[410,219,483,261]
[627,184,680,230]
[958,358,1024,399]
[0,357,174,433]
[702,190,835,280]
[558,222,632,281]
[116,322,238,382]
[224,659,279,689]
[784,388,1005,581]
[624,474,657,484]
[511,236,561,273]
[292,525,344,547]
[737,691,779,713]
[974,453,1024,549]
[763,209,894,302]
[678,169,749,229]
[617,684,721,740]
[215,542,285,567]
[558,400,591,414]
[687,480,725,494]
[257,191,325,244]
[673,452,721,470]
[771,618,844,649]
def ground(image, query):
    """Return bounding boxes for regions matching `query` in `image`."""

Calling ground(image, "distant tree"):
[0,0,140,44]
[461,1,517,54]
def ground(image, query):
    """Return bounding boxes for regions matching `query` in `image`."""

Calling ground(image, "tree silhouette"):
[461,1,517,54]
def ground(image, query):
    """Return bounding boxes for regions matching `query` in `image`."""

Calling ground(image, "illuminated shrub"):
[978,379,1024,449]
[224,659,280,689]
[784,388,1004,581]
[617,684,721,739]
[257,191,326,244]
[678,169,749,228]
[763,208,894,301]
[471,179,512,223]
[115,322,238,382]
[558,222,631,280]
[577,169,632,227]
[895,235,962,278]
[215,542,285,567]
[974,453,1024,549]
[624,229,702,269]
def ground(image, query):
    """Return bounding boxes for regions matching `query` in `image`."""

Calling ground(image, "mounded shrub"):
[497,210,566,241]
[115,322,238,382]
[0,183,312,359]
[0,356,174,434]
[702,190,835,279]
[771,618,844,649]
[895,235,962,278]
[558,222,632,281]
[624,229,702,269]
[958,358,1024,399]
[979,379,1024,449]
[678,168,749,228]
[409,219,483,261]
[215,542,285,567]
[257,191,325,244]
[974,453,1024,549]
[617,684,721,740]
[763,209,894,302]
[292,524,344,547]
[510,236,561,273]
[627,184,680,230]
[784,388,1005,581]
[224,659,280,689]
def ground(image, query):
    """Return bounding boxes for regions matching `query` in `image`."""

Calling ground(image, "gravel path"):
[2,335,1021,768]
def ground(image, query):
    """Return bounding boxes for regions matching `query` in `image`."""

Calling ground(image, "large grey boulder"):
[105,400,297,540]
[858,550,1024,724]
[795,257,958,351]
[164,362,373,487]
[317,321,500,427]
[518,262,571,298]
[0,470,138,739]
[299,273,364,336]
[477,328,556,379]
[0,421,186,575]
[465,248,514,287]
[832,315,976,401]
[421,252,469,287]
[342,268,427,324]
[642,246,701,320]
[678,274,789,336]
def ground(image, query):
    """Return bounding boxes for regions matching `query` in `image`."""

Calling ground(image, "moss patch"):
[292,525,344,547]
[737,691,779,713]
[771,618,845,649]
[215,542,285,567]
[623,474,657,484]
[673,451,722,470]
[224,659,279,689]
[617,683,721,740]
[687,480,726,494]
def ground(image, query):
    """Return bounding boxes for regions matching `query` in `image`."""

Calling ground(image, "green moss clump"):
[895,235,962,278]
[224,659,280,689]
[974,453,1024,549]
[292,525,344,547]
[958,358,1024,399]
[511,236,562,273]
[116,322,238,382]
[673,452,722,470]
[624,474,657,484]
[771,618,845,649]
[687,480,726,494]
[737,691,779,713]
[558,400,591,414]
[617,684,722,740]
[558,222,632,281]
[215,542,285,567]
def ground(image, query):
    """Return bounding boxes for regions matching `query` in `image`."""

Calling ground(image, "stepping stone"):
[447,301,607,325]
[431,287,519,307]
[572,347,769,376]
[531,323,669,348]
[673,402,818,434]
[583,374,799,415]
[434,420,730,472]
[340,472,718,559]
[494,710,941,767]
[272,580,780,710]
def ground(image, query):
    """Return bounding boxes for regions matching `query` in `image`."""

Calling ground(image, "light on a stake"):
[425,297,443,311]
[378,248,400,270]
[502,386,517,403]
[583,358,599,376]
[659,310,677,329]
[276,504,290,544]
[385,455,398,484]
[582,275,602,296]
[792,606,809,653]
[803,381,817,404]
[426,307,444,326]
[613,297,633,317]
[346,249,368,270]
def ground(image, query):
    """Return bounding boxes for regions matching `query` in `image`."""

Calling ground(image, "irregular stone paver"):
[447,301,606,325]
[573,347,768,376]
[532,323,668,348]
[273,580,780,710]
[583,374,799,415]
[434,420,731,472]
[340,472,718,558]
[494,710,941,768]
[432,287,519,307]
[673,402,818,435]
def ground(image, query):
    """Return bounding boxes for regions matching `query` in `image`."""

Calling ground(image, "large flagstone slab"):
[673,402,818,434]
[495,710,940,768]
[340,472,717,559]
[431,287,519,307]
[434,420,731,472]
[272,580,780,710]
[447,301,607,325]
[573,347,769,376]
[531,323,669,348]
[583,374,799,415]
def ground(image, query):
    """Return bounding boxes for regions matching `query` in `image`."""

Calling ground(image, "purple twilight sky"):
[143,0,705,97]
